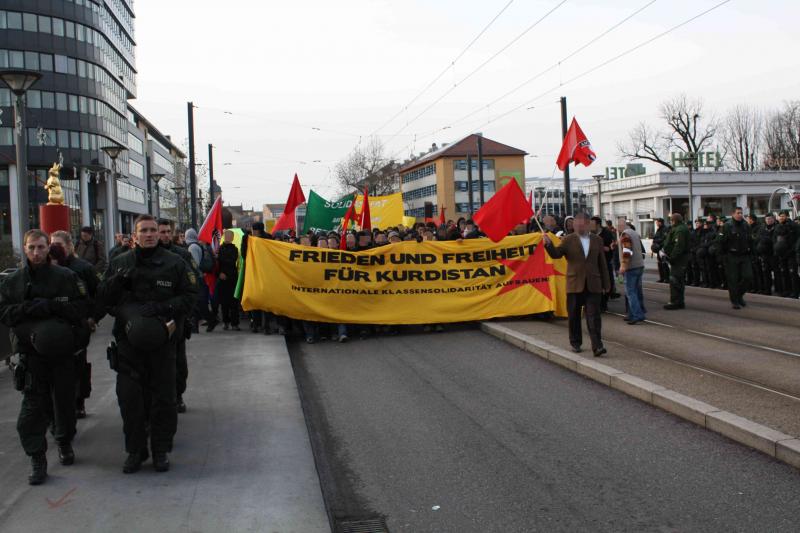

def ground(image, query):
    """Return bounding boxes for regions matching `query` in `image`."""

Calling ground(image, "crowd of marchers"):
[3,205,796,487]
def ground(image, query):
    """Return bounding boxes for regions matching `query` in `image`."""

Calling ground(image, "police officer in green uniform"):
[773,210,799,298]
[662,213,690,310]
[745,214,763,294]
[50,230,100,419]
[0,229,90,485]
[157,218,198,414]
[686,219,703,287]
[98,214,196,474]
[717,207,753,309]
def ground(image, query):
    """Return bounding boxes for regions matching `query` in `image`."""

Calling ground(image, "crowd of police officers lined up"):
[0,215,198,485]
[651,208,800,310]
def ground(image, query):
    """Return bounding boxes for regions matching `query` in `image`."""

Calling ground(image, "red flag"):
[339,194,358,250]
[439,205,446,226]
[473,180,533,242]
[198,196,223,244]
[197,196,223,295]
[556,118,597,171]
[273,174,306,232]
[359,187,371,230]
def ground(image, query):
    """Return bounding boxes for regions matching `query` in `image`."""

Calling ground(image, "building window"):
[0,128,13,146]
[128,132,143,154]
[6,12,21,30]
[153,151,173,173]
[128,159,144,180]
[401,184,437,201]
[454,181,495,193]
[117,181,145,204]
[453,159,495,171]
[401,163,436,184]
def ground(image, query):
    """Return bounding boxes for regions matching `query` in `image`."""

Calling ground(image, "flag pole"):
[560,96,572,217]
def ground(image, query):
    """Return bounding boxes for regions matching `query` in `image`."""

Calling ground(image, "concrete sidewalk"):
[0,325,328,533]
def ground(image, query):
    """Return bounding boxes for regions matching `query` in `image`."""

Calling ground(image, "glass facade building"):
[0,0,186,260]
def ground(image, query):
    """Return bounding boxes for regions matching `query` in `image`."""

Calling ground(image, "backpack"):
[192,242,215,273]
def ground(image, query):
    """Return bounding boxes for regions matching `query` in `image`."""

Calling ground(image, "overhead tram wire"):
[390,0,658,158]
[388,0,733,162]
[369,0,515,138]
[382,0,568,150]
[469,0,733,134]
[443,0,659,133]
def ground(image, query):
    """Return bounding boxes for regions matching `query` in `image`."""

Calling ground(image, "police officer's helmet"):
[30,318,75,356]
[119,304,170,351]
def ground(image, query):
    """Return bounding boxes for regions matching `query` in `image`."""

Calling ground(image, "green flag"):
[302,190,353,233]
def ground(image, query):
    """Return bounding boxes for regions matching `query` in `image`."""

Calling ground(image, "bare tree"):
[334,136,397,196]
[721,105,763,171]
[617,121,675,170]
[619,94,718,170]
[763,101,800,170]
[660,94,718,155]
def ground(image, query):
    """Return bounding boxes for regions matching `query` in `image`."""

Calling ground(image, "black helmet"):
[125,315,170,351]
[118,304,170,351]
[30,318,75,356]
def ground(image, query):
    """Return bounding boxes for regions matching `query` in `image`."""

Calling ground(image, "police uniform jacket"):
[0,261,88,354]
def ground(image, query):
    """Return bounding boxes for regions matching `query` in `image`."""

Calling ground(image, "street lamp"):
[534,186,546,215]
[150,173,164,218]
[172,186,186,229]
[592,174,605,219]
[0,69,42,258]
[678,152,697,220]
[101,144,126,247]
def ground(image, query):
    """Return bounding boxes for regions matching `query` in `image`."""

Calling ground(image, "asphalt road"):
[291,329,800,533]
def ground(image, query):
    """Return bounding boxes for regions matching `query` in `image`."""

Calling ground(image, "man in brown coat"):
[543,212,610,357]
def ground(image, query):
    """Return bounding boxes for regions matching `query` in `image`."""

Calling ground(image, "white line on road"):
[608,312,800,359]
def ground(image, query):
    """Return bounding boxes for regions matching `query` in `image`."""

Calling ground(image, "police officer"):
[50,230,100,419]
[98,214,196,473]
[686,219,703,287]
[662,213,689,310]
[651,218,670,283]
[157,218,198,414]
[773,210,798,298]
[756,214,777,294]
[717,207,753,309]
[745,214,763,294]
[700,215,721,288]
[0,229,89,485]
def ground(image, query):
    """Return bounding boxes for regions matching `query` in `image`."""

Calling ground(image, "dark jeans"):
[18,354,76,455]
[193,282,215,325]
[623,267,646,321]
[567,288,603,351]
[116,339,177,454]
[657,255,671,281]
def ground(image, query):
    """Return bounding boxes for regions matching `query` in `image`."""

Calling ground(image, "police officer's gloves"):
[23,298,52,319]
[140,301,173,319]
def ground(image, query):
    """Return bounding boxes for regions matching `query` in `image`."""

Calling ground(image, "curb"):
[480,322,800,470]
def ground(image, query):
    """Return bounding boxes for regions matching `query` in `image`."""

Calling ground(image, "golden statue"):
[45,163,65,205]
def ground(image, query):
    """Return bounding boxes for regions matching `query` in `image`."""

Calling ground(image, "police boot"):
[123,449,149,474]
[58,443,75,465]
[28,452,47,485]
[153,452,170,472]
[177,395,187,414]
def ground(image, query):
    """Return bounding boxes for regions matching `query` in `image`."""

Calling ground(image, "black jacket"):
[217,242,239,279]
[0,261,88,353]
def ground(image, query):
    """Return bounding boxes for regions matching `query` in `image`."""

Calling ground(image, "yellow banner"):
[242,234,567,324]
[355,192,404,229]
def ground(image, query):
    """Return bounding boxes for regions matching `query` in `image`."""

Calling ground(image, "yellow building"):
[399,134,527,220]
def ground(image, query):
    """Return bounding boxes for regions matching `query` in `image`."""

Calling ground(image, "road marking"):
[604,341,800,403]
[46,487,76,509]
[608,312,800,359]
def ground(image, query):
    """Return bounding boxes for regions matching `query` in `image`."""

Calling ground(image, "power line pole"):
[187,101,197,227]
[560,96,572,216]
[477,134,485,206]
[208,143,215,211]
[467,154,474,217]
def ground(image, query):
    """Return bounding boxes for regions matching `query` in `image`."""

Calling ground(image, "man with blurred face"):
[542,213,610,356]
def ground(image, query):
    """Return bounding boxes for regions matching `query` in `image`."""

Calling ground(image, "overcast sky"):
[132,0,800,209]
